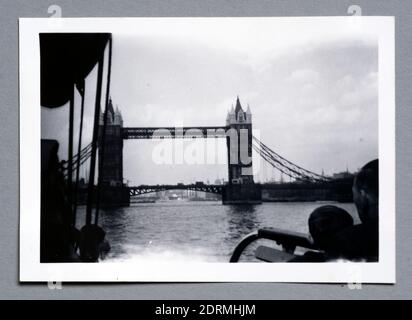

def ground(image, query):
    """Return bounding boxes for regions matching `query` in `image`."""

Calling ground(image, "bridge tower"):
[223,97,261,204]
[98,99,129,206]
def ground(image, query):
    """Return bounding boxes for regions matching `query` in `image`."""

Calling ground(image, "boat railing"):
[229,227,319,262]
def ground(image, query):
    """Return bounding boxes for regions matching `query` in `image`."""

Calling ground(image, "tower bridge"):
[80,96,332,206]
[97,96,263,205]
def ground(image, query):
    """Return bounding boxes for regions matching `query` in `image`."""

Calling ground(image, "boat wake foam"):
[101,244,223,263]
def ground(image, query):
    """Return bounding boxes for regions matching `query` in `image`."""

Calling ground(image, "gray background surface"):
[0,0,410,299]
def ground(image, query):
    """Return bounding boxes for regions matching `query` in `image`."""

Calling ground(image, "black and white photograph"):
[19,17,395,282]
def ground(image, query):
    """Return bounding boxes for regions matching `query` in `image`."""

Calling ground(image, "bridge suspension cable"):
[61,142,92,177]
[252,136,330,183]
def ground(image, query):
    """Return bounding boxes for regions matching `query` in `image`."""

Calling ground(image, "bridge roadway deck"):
[129,184,224,196]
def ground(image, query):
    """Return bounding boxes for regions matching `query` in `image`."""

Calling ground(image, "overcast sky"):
[42,18,378,185]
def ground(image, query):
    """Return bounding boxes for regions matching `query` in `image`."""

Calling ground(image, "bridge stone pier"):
[98,97,262,206]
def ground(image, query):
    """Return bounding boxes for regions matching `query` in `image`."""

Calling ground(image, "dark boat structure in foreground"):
[41,33,113,262]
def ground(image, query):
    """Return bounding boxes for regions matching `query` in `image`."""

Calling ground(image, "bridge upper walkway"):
[123,126,228,139]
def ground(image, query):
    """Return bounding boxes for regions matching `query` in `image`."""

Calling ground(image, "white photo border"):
[19,17,395,283]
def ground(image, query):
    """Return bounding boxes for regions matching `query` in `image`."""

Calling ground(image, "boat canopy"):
[40,33,111,108]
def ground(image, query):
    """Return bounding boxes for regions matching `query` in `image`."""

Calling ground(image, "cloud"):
[287,69,321,84]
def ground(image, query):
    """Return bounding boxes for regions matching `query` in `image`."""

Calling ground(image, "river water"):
[76,201,358,263]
